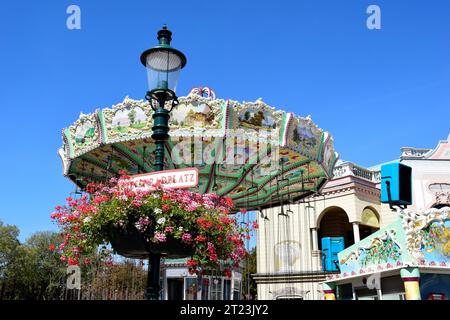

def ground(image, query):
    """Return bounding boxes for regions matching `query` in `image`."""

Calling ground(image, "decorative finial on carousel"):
[188,87,216,100]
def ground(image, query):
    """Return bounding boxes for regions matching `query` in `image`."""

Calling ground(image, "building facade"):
[255,135,450,300]
[161,259,243,300]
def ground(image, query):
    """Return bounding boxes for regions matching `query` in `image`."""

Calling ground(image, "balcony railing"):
[400,147,431,159]
[332,162,380,183]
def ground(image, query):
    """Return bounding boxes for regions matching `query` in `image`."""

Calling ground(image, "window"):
[223,280,231,300]
[354,287,378,300]
[201,278,210,300]
[232,280,241,300]
[336,284,353,300]
[210,277,222,300]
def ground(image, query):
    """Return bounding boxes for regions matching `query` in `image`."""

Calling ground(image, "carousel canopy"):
[58,87,338,210]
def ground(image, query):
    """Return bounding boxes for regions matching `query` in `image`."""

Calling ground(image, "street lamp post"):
[140,25,187,300]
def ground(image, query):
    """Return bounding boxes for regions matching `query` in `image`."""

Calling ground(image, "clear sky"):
[0,0,449,241]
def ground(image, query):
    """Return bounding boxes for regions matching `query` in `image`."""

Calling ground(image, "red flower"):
[252,221,259,229]
[210,253,218,262]
[68,257,79,266]
[162,204,170,212]
[225,197,234,208]
[162,194,169,201]
[195,235,206,242]
[224,269,232,278]
[240,208,247,214]
[104,260,113,267]
[187,259,197,267]
[86,183,96,193]
[48,243,55,251]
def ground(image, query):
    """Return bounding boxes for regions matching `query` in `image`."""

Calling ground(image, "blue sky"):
[0,0,449,241]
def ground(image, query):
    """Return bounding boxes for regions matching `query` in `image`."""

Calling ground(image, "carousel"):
[58,87,338,211]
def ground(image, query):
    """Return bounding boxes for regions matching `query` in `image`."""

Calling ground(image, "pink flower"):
[182,233,192,242]
[154,232,167,242]
[131,199,142,207]
[164,226,174,233]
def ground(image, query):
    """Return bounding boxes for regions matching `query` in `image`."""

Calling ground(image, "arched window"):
[361,207,380,228]
[360,207,380,240]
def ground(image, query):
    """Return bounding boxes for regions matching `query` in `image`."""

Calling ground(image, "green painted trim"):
[327,153,337,177]
[279,112,287,146]
[322,282,336,291]
[316,133,325,162]
[80,154,115,174]
[231,172,325,203]
[400,267,420,279]
[97,109,108,143]
[64,128,74,159]
[114,143,153,172]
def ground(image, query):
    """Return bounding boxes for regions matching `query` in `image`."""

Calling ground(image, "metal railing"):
[332,162,380,183]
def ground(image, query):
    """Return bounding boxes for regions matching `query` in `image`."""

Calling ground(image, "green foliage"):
[242,248,257,300]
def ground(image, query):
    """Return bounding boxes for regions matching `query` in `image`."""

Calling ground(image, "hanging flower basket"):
[51,174,256,275]
[109,223,194,259]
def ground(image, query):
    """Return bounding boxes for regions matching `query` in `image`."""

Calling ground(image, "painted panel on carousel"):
[401,207,450,267]
[322,134,338,177]
[171,97,223,130]
[68,112,100,158]
[287,116,324,161]
[236,99,283,132]
[103,98,152,143]
[338,220,405,277]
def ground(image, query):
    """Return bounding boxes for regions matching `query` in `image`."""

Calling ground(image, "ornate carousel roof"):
[58,87,339,210]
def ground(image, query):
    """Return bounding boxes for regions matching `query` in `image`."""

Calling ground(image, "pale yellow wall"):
[256,186,384,300]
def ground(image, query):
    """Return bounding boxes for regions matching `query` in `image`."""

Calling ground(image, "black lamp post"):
[140,25,187,300]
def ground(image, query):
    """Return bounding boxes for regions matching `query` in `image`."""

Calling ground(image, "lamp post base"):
[146,253,162,300]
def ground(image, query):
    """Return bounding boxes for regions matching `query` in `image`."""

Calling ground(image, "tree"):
[0,229,67,300]
[242,248,257,300]
[0,220,20,277]
[128,109,136,126]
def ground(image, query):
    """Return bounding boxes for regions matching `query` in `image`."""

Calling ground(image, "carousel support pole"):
[400,267,421,300]
[145,100,171,301]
